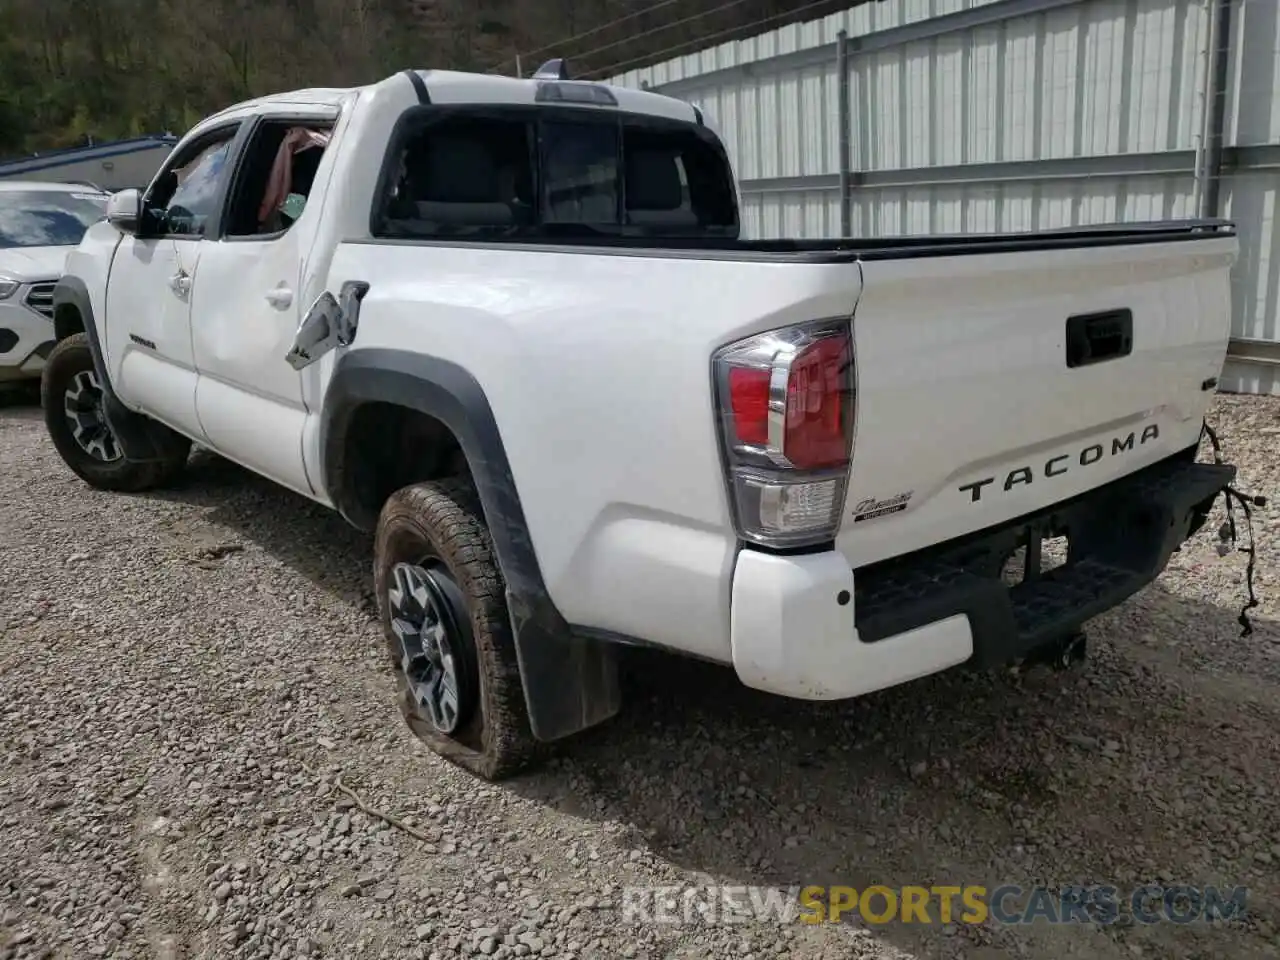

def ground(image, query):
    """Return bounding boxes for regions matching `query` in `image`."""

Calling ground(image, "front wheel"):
[373,478,544,781]
[40,333,190,492]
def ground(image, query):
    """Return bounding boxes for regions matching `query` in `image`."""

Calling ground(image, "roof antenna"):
[533,58,571,80]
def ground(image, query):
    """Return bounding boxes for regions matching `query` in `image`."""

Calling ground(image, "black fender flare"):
[50,277,183,463]
[321,348,621,742]
[52,276,116,400]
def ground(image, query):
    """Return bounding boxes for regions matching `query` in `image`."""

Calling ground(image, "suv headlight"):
[0,279,18,300]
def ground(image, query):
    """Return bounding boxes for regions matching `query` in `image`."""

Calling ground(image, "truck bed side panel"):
[324,241,864,661]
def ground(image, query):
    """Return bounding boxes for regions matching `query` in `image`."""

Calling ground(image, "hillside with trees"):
[0,0,870,159]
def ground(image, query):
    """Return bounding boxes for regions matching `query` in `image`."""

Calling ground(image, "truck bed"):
[334,213,1237,661]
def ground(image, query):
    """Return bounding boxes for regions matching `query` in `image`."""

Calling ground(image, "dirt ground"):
[2,391,1279,960]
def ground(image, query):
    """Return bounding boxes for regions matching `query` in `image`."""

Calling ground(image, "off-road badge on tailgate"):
[853,492,913,522]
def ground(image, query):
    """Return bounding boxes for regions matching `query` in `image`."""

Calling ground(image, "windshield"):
[0,190,109,249]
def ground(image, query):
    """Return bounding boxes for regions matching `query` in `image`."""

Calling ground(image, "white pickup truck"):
[43,63,1240,780]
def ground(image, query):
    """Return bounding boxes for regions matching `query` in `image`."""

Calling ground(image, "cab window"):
[374,107,738,241]
[144,128,239,238]
[223,119,335,238]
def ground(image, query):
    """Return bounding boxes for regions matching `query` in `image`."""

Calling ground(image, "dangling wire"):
[1202,420,1266,636]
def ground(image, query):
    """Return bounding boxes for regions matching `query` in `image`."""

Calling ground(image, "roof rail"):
[533,59,571,80]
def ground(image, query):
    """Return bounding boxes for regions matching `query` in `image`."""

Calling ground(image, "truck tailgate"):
[836,233,1237,570]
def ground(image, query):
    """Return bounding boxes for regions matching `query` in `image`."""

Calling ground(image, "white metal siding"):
[609,0,1280,392]
[0,146,172,191]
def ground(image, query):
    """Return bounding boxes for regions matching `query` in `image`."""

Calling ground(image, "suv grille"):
[24,282,56,319]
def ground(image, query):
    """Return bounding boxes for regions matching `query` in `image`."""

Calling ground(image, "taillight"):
[712,318,856,549]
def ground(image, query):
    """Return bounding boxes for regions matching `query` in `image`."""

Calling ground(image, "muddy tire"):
[373,477,544,781]
[40,333,189,492]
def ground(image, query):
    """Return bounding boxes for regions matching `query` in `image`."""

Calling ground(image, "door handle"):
[168,272,191,297]
[1065,308,1133,368]
[265,285,293,309]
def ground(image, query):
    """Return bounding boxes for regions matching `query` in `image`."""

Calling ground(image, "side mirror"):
[106,189,141,234]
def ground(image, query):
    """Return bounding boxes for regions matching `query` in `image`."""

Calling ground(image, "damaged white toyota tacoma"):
[43,62,1244,780]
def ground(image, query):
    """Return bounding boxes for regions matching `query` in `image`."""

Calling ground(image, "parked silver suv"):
[0,181,108,384]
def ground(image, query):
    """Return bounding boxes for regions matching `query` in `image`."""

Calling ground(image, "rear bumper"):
[729,449,1234,700]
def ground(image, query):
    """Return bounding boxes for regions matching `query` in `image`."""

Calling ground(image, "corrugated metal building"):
[607,0,1280,395]
[0,136,176,192]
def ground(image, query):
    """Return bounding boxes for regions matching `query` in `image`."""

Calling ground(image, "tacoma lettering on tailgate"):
[958,424,1160,503]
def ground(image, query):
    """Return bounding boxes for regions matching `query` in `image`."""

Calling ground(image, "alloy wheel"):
[387,560,473,734]
[63,369,122,463]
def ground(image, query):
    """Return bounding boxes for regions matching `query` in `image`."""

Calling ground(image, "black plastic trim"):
[320,348,621,742]
[534,81,618,106]
[349,218,1235,264]
[1065,308,1133,368]
[52,277,114,401]
[692,105,704,126]
[403,70,431,104]
[0,328,17,354]
[850,447,1235,666]
[50,276,185,464]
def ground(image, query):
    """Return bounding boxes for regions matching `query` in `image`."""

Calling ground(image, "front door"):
[104,124,242,441]
[189,111,339,497]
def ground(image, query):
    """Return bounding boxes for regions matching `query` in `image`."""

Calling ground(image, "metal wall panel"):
[608,0,1280,392]
[843,173,1198,236]
[1224,171,1280,342]
[1229,0,1280,147]
[1224,0,1280,376]
[0,145,172,191]
[616,0,1212,190]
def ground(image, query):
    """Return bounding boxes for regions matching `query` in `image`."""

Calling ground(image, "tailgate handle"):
[1065,309,1133,368]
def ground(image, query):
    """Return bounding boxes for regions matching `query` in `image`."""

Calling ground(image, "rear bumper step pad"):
[853,449,1234,667]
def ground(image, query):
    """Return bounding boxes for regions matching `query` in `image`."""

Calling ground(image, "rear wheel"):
[41,333,190,491]
[373,478,543,781]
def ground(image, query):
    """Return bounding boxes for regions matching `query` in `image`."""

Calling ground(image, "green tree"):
[0,0,867,160]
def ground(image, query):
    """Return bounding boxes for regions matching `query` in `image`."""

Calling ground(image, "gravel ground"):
[2,391,1280,960]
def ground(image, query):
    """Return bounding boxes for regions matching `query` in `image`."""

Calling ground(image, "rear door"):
[189,105,342,498]
[835,231,1238,569]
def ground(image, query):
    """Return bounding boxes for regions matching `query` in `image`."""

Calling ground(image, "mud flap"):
[507,593,622,743]
[321,348,623,743]
[98,390,189,464]
[83,332,187,464]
